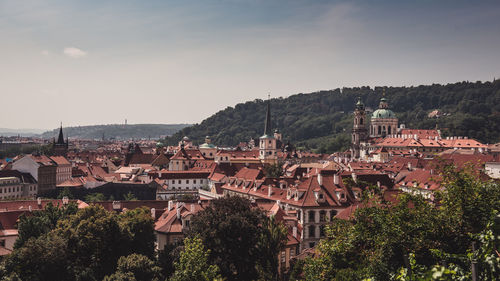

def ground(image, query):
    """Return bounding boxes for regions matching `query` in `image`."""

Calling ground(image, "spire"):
[57,123,65,144]
[263,94,272,136]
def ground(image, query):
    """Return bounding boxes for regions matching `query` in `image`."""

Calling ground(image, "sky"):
[1,0,499,130]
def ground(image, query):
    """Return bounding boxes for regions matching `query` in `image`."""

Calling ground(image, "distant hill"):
[0,128,46,137]
[39,124,191,140]
[164,80,500,153]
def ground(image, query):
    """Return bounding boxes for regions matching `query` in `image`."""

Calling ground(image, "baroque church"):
[351,95,398,159]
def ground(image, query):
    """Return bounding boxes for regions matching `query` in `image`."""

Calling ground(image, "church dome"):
[372,108,396,119]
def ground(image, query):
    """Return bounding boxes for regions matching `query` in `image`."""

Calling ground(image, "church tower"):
[351,98,368,159]
[53,123,68,156]
[259,96,278,164]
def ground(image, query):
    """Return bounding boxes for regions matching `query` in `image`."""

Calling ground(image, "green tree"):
[14,202,78,249]
[170,237,221,281]
[124,191,138,201]
[104,254,162,281]
[2,233,70,281]
[256,216,288,280]
[118,207,156,258]
[189,196,274,281]
[55,205,124,279]
[84,192,107,202]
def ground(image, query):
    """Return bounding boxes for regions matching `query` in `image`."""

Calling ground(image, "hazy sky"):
[1,0,499,130]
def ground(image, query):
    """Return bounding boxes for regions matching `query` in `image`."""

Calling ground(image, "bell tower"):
[259,95,277,164]
[351,98,367,159]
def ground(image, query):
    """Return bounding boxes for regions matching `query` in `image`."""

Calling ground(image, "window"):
[378,126,381,135]
[193,180,197,184]
[178,180,181,184]
[360,118,363,125]
[308,226,315,238]
[308,210,315,222]
[186,180,189,184]
[319,211,326,222]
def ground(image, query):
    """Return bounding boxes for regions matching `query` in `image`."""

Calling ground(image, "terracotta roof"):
[50,156,71,165]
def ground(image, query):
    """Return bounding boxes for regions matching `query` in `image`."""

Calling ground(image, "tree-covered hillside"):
[164,80,500,153]
[40,124,190,140]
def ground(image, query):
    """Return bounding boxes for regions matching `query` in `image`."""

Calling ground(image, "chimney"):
[112,201,121,210]
[29,205,32,212]
[168,200,172,211]
[37,197,42,206]
[377,181,381,188]
[292,226,297,238]
[334,174,340,185]
[190,204,194,213]
[317,173,323,186]
[407,162,412,171]
[62,196,69,205]
[151,208,156,219]
[351,172,357,183]
[176,207,181,219]
[268,186,272,197]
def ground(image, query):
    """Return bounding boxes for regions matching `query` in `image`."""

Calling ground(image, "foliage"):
[170,236,221,281]
[1,233,70,281]
[118,207,156,258]
[3,204,158,281]
[124,191,138,201]
[104,254,163,281]
[302,167,500,280]
[84,192,107,202]
[38,124,190,140]
[188,196,288,281]
[164,80,500,153]
[14,202,78,249]
[263,161,284,178]
[57,187,75,199]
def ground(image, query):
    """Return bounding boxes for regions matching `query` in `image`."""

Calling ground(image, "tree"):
[55,205,124,279]
[104,254,162,281]
[57,187,74,199]
[256,216,288,280]
[263,162,284,178]
[124,191,138,201]
[170,237,221,281]
[189,196,279,281]
[118,207,156,258]
[1,233,70,281]
[14,202,78,249]
[84,192,107,202]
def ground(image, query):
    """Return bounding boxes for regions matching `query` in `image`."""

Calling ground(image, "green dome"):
[199,143,216,149]
[372,108,396,119]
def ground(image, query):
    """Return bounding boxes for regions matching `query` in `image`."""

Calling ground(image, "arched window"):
[360,118,363,125]
[388,126,392,135]
[378,126,381,135]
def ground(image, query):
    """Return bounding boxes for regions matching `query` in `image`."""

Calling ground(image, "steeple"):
[57,122,65,144]
[263,94,272,136]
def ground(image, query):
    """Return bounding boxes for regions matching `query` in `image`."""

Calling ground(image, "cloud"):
[41,50,49,56]
[63,47,87,58]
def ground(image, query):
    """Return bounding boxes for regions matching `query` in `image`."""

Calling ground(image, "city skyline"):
[1,0,500,129]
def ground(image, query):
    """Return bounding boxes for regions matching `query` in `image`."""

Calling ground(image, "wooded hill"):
[164,80,500,153]
[40,124,190,140]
